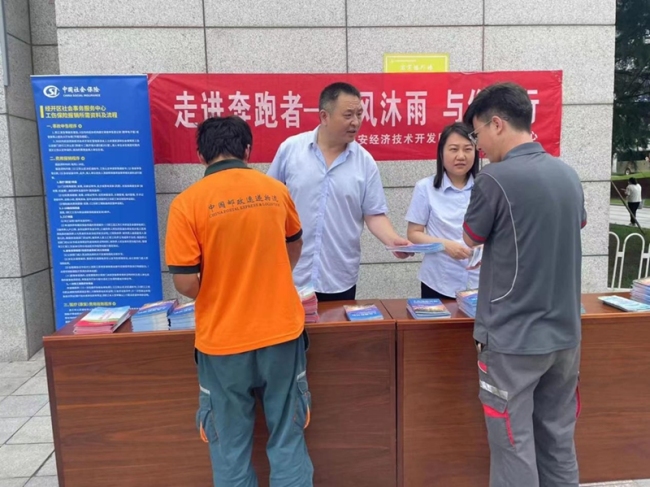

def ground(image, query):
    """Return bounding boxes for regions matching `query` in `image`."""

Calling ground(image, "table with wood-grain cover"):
[44,300,396,487]
[382,293,650,487]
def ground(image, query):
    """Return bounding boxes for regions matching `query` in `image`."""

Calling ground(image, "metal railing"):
[609,230,650,290]
[608,179,648,290]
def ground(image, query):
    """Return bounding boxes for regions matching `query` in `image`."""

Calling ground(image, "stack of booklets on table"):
[631,277,650,304]
[456,289,479,318]
[406,298,451,320]
[598,295,650,312]
[131,299,178,332]
[73,306,131,335]
[343,304,384,321]
[297,284,319,323]
[169,302,196,330]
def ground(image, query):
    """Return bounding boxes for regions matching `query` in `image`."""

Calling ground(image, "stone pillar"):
[0,0,57,360]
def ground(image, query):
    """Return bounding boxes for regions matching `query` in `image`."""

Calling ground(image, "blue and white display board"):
[31,75,162,329]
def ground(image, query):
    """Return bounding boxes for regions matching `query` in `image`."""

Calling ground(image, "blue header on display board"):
[31,75,163,330]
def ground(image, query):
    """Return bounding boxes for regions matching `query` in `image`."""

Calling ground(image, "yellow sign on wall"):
[383,53,449,73]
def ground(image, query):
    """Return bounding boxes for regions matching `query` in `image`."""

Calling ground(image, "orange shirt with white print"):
[165,159,304,355]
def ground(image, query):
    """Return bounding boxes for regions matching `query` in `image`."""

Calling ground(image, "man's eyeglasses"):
[468,116,510,146]
[468,120,491,146]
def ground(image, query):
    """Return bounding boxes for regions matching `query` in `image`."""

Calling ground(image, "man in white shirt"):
[625,177,643,226]
[267,82,410,301]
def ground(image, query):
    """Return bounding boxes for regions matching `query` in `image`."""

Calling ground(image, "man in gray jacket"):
[462,82,586,487]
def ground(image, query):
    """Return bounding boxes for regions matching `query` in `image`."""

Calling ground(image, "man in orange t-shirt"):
[165,116,313,487]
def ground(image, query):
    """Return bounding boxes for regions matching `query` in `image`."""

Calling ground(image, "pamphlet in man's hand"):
[385,242,445,254]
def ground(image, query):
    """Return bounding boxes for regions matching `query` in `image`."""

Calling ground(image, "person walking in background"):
[625,177,642,226]
[165,116,313,487]
[267,82,411,302]
[405,122,481,300]
[462,82,586,487]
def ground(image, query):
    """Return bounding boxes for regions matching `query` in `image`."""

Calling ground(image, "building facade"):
[0,0,616,359]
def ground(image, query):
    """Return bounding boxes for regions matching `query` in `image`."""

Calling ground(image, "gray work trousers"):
[477,344,581,487]
[196,332,313,487]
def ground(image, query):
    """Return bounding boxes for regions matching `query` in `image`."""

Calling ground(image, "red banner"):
[148,71,562,164]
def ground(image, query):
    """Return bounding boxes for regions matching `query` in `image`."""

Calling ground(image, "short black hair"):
[630,177,637,184]
[463,82,533,133]
[434,123,480,189]
[196,116,252,163]
[319,82,361,111]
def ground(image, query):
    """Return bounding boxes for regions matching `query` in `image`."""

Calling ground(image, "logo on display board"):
[43,85,60,98]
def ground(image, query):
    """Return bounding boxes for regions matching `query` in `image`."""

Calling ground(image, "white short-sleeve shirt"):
[406,173,479,297]
[626,184,642,203]
[267,127,388,293]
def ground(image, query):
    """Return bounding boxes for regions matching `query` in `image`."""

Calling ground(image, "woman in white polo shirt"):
[405,122,480,299]
[625,177,642,226]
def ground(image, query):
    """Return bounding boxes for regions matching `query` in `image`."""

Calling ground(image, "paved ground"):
[610,204,650,228]
[0,349,56,487]
[0,350,649,487]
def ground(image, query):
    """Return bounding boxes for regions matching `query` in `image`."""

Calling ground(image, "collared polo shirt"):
[267,127,388,293]
[463,143,587,355]
[405,173,479,297]
[165,159,304,355]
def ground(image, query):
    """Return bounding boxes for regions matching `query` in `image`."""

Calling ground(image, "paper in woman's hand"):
[385,242,445,254]
[467,246,483,269]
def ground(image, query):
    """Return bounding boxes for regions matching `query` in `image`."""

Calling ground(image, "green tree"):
[613,0,650,156]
